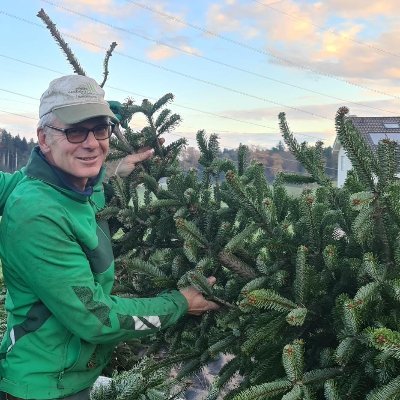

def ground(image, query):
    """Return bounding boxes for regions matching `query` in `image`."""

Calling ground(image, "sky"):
[1,0,400,150]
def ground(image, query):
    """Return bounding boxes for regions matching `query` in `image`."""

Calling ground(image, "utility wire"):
[0,109,36,120]
[40,0,400,116]
[0,55,278,131]
[121,0,400,100]
[0,10,330,120]
[0,74,279,135]
[0,88,39,101]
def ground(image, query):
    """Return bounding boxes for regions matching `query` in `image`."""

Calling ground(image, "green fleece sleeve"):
[1,200,188,345]
[0,168,24,214]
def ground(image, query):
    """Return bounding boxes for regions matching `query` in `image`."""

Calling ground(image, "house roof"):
[334,115,400,152]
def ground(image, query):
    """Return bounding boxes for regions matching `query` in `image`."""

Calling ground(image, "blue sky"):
[1,0,400,149]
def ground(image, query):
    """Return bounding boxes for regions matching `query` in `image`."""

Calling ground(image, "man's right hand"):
[180,277,220,316]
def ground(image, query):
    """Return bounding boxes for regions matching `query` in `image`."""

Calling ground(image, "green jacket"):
[0,169,24,215]
[0,148,188,399]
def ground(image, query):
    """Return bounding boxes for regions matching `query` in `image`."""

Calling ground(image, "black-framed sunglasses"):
[44,123,115,144]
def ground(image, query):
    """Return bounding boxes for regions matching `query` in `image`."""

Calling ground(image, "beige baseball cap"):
[39,75,117,124]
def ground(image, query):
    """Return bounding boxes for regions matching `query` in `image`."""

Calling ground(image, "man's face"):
[39,116,110,190]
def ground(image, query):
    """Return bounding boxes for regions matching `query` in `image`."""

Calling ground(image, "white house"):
[333,115,400,187]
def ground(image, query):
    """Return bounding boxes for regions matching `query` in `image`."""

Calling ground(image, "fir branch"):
[240,289,297,312]
[100,41,117,88]
[240,277,268,295]
[367,327,400,359]
[176,218,209,248]
[241,317,287,355]
[231,379,292,400]
[334,107,377,190]
[112,125,134,154]
[376,139,398,190]
[353,282,381,307]
[216,356,242,389]
[366,375,400,400]
[37,9,86,76]
[324,379,342,400]
[124,258,169,280]
[282,340,304,382]
[225,223,259,252]
[302,368,341,385]
[281,384,302,400]
[225,170,271,230]
[237,144,249,177]
[286,307,307,326]
[207,335,237,357]
[278,112,332,187]
[185,271,214,297]
[152,93,174,114]
[335,337,357,366]
[159,114,182,135]
[219,250,258,280]
[276,172,316,185]
[294,245,308,304]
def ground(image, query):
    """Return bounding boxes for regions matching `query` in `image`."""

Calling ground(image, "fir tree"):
[37,9,400,399]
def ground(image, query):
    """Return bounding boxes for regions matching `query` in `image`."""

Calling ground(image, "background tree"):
[0,130,36,172]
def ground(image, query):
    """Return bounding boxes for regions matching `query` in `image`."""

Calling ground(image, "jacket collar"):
[26,146,105,200]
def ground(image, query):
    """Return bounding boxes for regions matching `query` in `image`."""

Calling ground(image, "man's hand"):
[114,138,165,178]
[115,149,155,177]
[180,277,220,316]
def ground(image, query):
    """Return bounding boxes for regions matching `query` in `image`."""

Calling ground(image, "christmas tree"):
[37,10,400,399]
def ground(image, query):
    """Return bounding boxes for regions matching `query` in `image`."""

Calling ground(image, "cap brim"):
[52,103,118,124]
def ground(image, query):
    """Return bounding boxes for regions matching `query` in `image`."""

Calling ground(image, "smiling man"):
[0,75,218,400]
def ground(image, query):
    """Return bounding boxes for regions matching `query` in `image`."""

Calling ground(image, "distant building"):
[333,115,400,187]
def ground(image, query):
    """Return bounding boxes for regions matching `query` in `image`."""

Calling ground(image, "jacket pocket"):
[63,335,97,373]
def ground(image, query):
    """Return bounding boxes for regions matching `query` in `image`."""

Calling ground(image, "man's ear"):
[38,129,50,154]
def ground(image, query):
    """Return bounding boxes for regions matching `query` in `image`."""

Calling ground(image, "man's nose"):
[82,130,99,146]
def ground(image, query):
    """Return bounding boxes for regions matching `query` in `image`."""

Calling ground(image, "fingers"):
[115,149,154,177]
[180,276,220,316]
[127,149,154,162]
[189,300,220,316]
[207,276,216,286]
[206,300,220,311]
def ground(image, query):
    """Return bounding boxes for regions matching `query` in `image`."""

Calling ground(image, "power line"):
[253,0,400,60]
[0,59,282,138]
[0,55,277,131]
[0,109,36,120]
[122,0,400,100]
[105,85,280,131]
[0,88,39,100]
[0,10,330,120]
[0,82,321,140]
[40,0,400,116]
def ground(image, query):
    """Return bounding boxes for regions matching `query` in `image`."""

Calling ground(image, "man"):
[0,75,218,400]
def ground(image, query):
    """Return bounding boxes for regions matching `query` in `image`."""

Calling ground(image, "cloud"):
[206,3,243,32]
[323,0,399,19]
[147,44,176,61]
[61,0,131,17]
[205,0,400,84]
[145,3,189,33]
[64,22,125,54]
[146,41,201,61]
